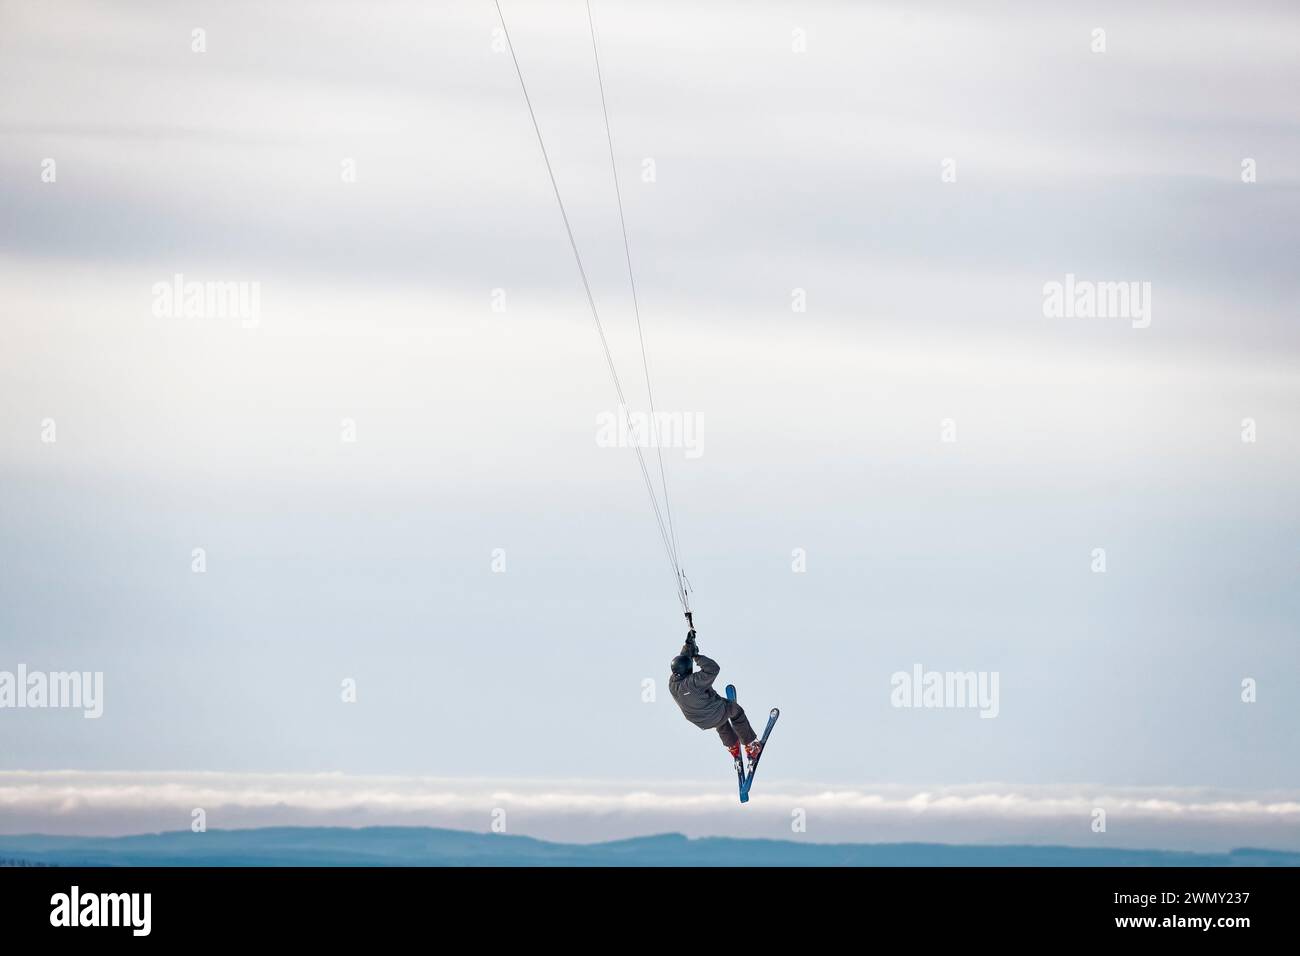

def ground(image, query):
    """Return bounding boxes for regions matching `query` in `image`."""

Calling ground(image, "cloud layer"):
[3,771,1298,852]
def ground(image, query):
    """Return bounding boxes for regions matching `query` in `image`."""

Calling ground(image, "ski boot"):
[744,739,763,764]
[728,742,744,790]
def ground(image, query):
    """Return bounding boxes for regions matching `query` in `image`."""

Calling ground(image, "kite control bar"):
[684,610,698,658]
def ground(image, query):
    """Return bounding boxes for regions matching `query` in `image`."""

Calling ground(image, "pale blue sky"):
[1,0,1297,844]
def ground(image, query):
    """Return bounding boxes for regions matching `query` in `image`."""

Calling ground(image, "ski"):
[725,685,742,796]
[739,708,779,804]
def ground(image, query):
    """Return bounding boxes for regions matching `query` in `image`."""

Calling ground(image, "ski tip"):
[739,791,749,804]
[725,684,737,702]
[770,707,779,718]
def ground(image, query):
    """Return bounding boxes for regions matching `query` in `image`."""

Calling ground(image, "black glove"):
[685,630,698,656]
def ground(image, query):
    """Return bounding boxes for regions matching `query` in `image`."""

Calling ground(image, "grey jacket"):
[668,645,727,730]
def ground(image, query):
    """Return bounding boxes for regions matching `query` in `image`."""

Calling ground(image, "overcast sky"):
[1,1,1297,847]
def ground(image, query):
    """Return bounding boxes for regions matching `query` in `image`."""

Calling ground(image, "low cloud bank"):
[3,771,1297,851]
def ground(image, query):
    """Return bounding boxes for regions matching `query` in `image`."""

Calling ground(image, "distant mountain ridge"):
[1,827,1297,867]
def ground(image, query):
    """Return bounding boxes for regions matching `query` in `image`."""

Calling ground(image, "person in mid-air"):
[669,630,761,764]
